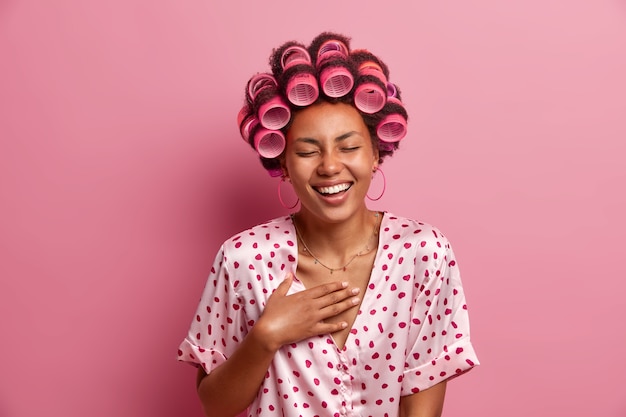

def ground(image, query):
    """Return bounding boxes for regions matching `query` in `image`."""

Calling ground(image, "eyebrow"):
[295,131,361,145]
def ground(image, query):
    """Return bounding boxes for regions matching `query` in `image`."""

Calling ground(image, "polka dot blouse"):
[178,213,479,417]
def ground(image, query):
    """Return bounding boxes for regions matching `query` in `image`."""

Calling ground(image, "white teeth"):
[317,183,351,195]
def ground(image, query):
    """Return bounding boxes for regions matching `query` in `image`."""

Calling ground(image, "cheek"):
[284,161,314,188]
[283,154,302,177]
[350,163,376,183]
[364,153,378,173]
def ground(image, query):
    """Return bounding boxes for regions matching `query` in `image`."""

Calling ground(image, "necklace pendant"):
[343,266,347,271]
[330,269,334,274]
[314,259,318,264]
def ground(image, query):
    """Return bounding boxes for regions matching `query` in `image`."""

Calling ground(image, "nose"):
[316,149,342,176]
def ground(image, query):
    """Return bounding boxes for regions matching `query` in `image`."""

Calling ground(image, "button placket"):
[335,349,354,415]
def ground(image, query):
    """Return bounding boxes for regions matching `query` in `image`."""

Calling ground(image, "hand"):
[252,273,360,352]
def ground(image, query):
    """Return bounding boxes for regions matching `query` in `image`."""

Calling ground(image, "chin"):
[300,201,367,224]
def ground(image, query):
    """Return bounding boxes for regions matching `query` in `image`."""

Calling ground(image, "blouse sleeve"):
[177,245,247,375]
[401,234,479,395]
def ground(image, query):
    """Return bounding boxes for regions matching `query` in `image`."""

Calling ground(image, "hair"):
[237,31,409,176]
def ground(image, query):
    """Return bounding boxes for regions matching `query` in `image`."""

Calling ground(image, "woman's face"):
[283,101,379,224]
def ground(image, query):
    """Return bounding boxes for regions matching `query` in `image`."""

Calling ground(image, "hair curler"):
[353,61,388,114]
[317,39,350,63]
[267,167,284,177]
[254,127,286,158]
[248,73,278,101]
[237,105,258,142]
[316,40,354,98]
[281,46,319,106]
[386,82,398,99]
[257,95,291,130]
[377,114,407,142]
[248,73,291,130]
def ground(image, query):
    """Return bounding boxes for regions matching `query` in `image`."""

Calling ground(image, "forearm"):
[196,326,277,417]
[399,380,447,417]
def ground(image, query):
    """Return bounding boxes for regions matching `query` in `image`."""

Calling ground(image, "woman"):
[178,32,479,417]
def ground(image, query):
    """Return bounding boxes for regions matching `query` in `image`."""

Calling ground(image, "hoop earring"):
[277,177,299,209]
[366,168,386,201]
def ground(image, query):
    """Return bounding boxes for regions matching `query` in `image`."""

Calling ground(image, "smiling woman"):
[177,31,479,417]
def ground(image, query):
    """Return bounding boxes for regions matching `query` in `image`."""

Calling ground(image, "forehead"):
[286,102,369,141]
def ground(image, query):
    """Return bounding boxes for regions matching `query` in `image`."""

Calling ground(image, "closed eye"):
[295,151,317,157]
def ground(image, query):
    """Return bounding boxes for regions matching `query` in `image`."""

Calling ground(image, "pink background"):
[1,1,625,416]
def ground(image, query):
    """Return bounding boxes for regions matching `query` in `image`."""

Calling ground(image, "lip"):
[311,181,353,204]
[312,180,352,188]
[312,181,352,192]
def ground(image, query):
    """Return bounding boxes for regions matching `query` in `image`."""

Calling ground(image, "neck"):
[291,208,380,261]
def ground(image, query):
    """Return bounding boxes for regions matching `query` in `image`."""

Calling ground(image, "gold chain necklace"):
[291,212,380,274]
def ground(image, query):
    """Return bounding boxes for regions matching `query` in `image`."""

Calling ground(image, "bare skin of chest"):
[295,250,376,350]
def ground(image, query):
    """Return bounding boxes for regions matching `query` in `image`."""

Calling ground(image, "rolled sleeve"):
[177,246,247,374]
[401,235,479,395]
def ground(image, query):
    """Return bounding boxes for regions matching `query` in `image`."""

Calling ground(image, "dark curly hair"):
[238,31,408,176]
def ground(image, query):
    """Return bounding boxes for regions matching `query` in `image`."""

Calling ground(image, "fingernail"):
[341,281,349,288]
[351,288,360,295]
[351,297,360,305]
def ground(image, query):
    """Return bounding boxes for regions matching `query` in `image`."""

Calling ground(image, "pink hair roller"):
[248,73,278,100]
[267,167,284,177]
[386,82,398,98]
[386,96,403,106]
[317,39,349,62]
[377,114,407,142]
[286,72,319,106]
[257,95,290,130]
[282,45,311,68]
[247,73,291,129]
[254,127,286,158]
[317,40,354,98]
[354,62,388,114]
[237,110,258,142]
[281,46,319,106]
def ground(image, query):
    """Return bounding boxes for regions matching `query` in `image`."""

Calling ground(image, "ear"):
[372,147,380,171]
[279,163,290,181]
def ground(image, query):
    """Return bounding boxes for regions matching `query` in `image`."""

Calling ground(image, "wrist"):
[249,319,283,354]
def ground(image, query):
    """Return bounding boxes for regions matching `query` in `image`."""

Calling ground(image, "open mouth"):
[314,183,352,195]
